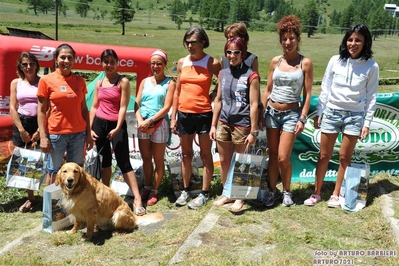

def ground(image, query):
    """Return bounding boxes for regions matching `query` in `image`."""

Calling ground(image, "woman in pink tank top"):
[9,52,42,212]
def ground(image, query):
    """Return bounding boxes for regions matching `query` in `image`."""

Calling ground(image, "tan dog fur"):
[55,162,137,240]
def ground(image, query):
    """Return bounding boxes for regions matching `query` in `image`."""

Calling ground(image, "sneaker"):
[282,190,294,207]
[175,191,190,206]
[327,195,340,208]
[304,194,322,206]
[263,189,281,207]
[147,191,158,206]
[140,188,152,201]
[187,193,208,210]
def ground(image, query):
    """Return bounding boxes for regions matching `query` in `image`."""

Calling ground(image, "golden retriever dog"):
[55,162,137,240]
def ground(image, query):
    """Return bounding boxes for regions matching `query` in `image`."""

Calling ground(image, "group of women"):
[10,15,378,215]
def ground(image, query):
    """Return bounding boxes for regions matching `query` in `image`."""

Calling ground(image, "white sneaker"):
[175,191,190,206]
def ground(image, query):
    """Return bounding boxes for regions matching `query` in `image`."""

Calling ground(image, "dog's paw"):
[81,234,92,241]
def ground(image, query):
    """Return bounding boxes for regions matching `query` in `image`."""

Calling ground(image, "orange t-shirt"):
[37,69,87,134]
[178,54,212,113]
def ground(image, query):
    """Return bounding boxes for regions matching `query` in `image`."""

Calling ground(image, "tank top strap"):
[299,55,303,69]
[276,56,284,67]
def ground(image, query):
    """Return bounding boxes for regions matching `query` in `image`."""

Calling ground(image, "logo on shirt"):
[60,86,67,92]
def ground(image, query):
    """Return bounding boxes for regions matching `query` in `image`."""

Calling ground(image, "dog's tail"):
[113,205,137,231]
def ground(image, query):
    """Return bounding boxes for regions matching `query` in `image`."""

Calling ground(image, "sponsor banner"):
[293,92,399,182]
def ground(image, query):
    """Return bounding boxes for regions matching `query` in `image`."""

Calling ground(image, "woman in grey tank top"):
[261,15,313,208]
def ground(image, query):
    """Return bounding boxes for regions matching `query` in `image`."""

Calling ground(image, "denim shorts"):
[137,119,170,143]
[47,131,86,175]
[321,107,364,136]
[264,105,301,133]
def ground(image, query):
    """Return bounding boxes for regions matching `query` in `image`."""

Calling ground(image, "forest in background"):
[6,0,399,38]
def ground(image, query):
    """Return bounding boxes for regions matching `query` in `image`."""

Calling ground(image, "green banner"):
[292,92,399,182]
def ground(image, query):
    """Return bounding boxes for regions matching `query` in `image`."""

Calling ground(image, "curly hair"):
[277,15,301,50]
[224,23,249,44]
[339,24,373,60]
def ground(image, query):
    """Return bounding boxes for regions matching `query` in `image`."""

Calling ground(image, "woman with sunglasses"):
[170,26,221,209]
[135,50,175,206]
[261,15,313,207]
[210,37,260,212]
[9,52,41,212]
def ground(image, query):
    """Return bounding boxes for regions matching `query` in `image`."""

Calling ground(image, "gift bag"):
[223,152,264,200]
[6,146,46,191]
[110,159,144,196]
[168,159,203,199]
[257,156,269,202]
[42,183,74,233]
[84,146,103,180]
[339,163,370,212]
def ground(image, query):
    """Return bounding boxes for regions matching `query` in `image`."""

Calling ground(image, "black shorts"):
[12,114,38,147]
[177,111,212,135]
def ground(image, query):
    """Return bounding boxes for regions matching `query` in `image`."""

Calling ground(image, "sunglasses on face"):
[21,62,36,68]
[185,40,199,46]
[226,50,242,55]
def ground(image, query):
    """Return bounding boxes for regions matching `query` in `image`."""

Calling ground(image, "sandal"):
[213,196,234,207]
[229,200,245,213]
[19,199,36,213]
[133,203,146,216]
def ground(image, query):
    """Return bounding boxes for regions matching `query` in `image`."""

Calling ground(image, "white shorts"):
[137,119,170,143]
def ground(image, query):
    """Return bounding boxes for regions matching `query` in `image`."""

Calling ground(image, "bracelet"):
[301,113,308,119]
[149,118,154,126]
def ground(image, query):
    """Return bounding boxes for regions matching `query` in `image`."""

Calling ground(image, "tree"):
[214,0,230,32]
[27,0,42,15]
[76,0,90,18]
[302,0,319,37]
[112,0,134,35]
[339,4,354,33]
[169,0,186,23]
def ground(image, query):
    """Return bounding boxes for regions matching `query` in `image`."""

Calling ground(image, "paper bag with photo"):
[42,183,74,233]
[223,152,264,200]
[6,146,46,191]
[339,163,370,212]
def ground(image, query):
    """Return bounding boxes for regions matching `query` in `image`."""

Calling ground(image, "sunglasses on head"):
[226,50,242,55]
[21,62,36,67]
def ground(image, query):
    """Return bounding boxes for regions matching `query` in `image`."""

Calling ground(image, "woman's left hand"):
[32,131,40,142]
[245,134,257,145]
[85,134,94,151]
[294,121,305,135]
[107,128,120,140]
[359,127,369,141]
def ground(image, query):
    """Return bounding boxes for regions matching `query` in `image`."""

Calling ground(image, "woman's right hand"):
[91,130,98,141]
[19,129,31,143]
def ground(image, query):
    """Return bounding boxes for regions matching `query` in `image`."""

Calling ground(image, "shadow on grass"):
[0,195,44,213]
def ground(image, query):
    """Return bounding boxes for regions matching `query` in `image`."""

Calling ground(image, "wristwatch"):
[250,130,259,137]
[298,117,307,124]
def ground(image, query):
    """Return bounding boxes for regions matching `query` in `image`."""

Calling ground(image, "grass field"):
[1,2,399,265]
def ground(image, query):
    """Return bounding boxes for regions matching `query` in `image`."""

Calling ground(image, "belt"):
[266,105,300,115]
